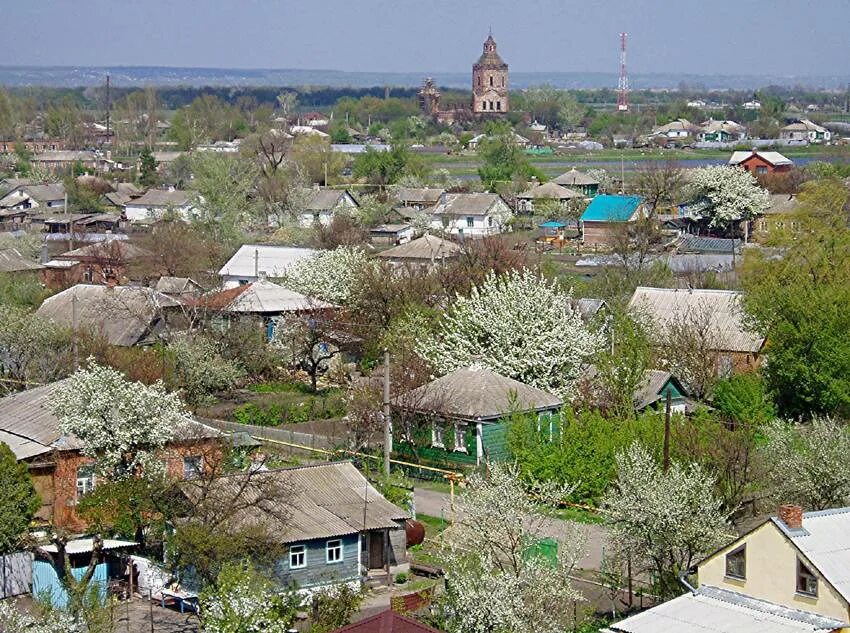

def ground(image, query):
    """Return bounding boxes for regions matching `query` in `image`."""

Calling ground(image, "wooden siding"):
[481,422,511,461]
[274,534,360,590]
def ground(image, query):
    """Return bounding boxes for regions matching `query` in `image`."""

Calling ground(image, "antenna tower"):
[617,32,630,112]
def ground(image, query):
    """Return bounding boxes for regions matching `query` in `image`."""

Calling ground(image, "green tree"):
[742,179,850,417]
[137,146,158,187]
[0,443,40,554]
[477,131,543,190]
[712,373,775,427]
[352,143,425,191]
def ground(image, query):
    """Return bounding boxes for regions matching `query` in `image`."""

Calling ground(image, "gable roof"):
[677,235,742,254]
[302,188,356,212]
[605,585,846,633]
[185,462,408,544]
[395,366,563,421]
[628,287,765,354]
[57,240,149,262]
[200,279,335,314]
[0,248,42,273]
[580,195,643,223]
[431,193,505,217]
[331,609,444,633]
[154,276,203,295]
[0,381,219,461]
[375,234,461,262]
[729,151,793,167]
[36,284,180,347]
[764,193,799,216]
[394,187,445,205]
[552,168,599,187]
[633,369,687,410]
[218,245,318,279]
[126,189,194,207]
[517,181,583,200]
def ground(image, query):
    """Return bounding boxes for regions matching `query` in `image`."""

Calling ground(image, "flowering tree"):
[0,602,81,633]
[200,561,299,633]
[687,165,770,228]
[50,360,189,479]
[760,417,850,511]
[602,442,733,598]
[277,245,371,305]
[169,334,245,406]
[417,269,603,399]
[439,462,584,633]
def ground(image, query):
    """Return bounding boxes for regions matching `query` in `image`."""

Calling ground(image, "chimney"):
[778,504,803,529]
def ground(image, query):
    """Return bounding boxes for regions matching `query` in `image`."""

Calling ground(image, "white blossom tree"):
[687,165,771,229]
[602,442,733,599]
[277,245,371,305]
[440,462,584,633]
[200,561,299,633]
[760,417,850,511]
[0,602,81,633]
[417,269,603,400]
[169,333,245,407]
[50,360,190,479]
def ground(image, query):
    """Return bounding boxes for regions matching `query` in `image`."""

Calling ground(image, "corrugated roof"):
[127,189,194,207]
[185,462,408,543]
[764,194,798,216]
[395,366,563,421]
[581,195,643,223]
[394,188,445,205]
[431,193,505,217]
[22,183,66,202]
[606,586,846,633]
[58,240,148,261]
[677,235,742,254]
[214,279,335,314]
[774,507,850,606]
[0,248,42,272]
[628,287,765,353]
[301,188,356,212]
[154,276,202,295]
[376,234,461,262]
[0,428,52,460]
[517,181,583,200]
[218,245,318,279]
[36,284,180,347]
[552,168,600,187]
[41,538,137,554]
[729,151,793,167]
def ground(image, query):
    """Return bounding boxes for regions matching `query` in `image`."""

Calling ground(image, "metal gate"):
[32,559,107,609]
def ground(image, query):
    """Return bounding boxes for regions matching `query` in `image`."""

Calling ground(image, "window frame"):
[76,464,96,500]
[453,423,467,453]
[289,544,306,569]
[182,455,202,480]
[724,544,746,580]
[796,558,818,597]
[466,216,475,228]
[431,424,445,448]
[326,539,343,564]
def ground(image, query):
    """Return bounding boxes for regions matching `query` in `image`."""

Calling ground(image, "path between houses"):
[413,488,609,571]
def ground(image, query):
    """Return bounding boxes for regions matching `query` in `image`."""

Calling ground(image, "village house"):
[628,286,766,375]
[183,462,409,593]
[154,276,205,299]
[516,181,583,213]
[697,119,747,143]
[780,119,831,144]
[41,240,150,290]
[123,188,199,223]
[0,138,67,154]
[29,150,101,174]
[41,212,122,238]
[753,193,799,242]
[330,609,445,633]
[581,366,693,414]
[728,150,793,175]
[369,224,414,246]
[467,131,528,151]
[606,505,850,632]
[297,187,359,227]
[0,182,66,212]
[393,365,563,467]
[392,187,445,211]
[430,192,512,238]
[375,233,461,270]
[651,118,700,139]
[0,380,221,532]
[36,284,182,347]
[552,168,600,197]
[579,194,646,248]
[0,248,43,279]
[218,244,318,288]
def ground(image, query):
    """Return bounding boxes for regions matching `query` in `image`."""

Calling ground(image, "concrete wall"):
[698,522,850,622]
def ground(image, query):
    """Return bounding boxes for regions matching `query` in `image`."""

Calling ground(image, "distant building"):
[651,118,699,139]
[780,119,831,144]
[374,234,461,269]
[418,77,441,117]
[0,183,66,212]
[472,34,509,115]
[516,181,583,213]
[754,193,799,242]
[698,119,747,143]
[742,100,762,110]
[430,193,513,238]
[552,168,600,197]
[297,187,359,227]
[728,150,793,175]
[123,188,199,223]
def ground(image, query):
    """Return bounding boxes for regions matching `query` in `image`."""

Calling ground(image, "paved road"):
[414,488,608,571]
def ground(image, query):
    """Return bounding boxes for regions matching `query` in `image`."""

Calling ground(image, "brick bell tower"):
[472,32,509,115]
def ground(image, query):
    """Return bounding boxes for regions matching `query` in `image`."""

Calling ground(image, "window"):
[488,216,494,227]
[289,544,306,569]
[797,559,818,596]
[466,216,474,228]
[453,424,467,452]
[326,539,343,564]
[756,166,768,175]
[83,267,94,282]
[76,464,95,500]
[501,77,505,87]
[725,545,746,579]
[182,455,202,480]
[489,76,494,86]
[477,76,481,87]
[431,424,445,448]
[496,101,501,111]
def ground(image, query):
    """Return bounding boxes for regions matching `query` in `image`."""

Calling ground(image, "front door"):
[368,531,385,569]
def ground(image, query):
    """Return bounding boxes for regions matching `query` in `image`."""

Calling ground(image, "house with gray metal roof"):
[552,168,600,197]
[0,183,66,211]
[393,366,562,466]
[429,193,513,238]
[297,187,359,228]
[375,234,461,268]
[218,244,318,288]
[182,461,409,592]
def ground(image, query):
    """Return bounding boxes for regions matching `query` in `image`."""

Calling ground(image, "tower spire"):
[617,32,630,112]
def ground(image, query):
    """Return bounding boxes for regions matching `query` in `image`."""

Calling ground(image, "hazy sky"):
[3,0,849,76]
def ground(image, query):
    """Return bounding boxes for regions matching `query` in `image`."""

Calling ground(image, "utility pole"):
[382,348,391,477]
[71,289,78,371]
[662,390,672,473]
[105,74,111,143]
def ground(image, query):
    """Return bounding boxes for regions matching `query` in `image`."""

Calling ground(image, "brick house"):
[0,381,222,533]
[41,240,151,290]
[728,150,793,175]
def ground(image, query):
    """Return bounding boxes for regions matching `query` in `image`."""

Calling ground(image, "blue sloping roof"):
[539,220,566,228]
[580,195,643,222]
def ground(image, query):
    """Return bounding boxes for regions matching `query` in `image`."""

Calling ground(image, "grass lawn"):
[553,505,605,525]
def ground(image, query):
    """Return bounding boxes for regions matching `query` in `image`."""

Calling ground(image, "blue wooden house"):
[186,462,409,593]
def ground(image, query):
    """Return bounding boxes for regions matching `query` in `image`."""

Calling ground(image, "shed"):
[579,195,645,248]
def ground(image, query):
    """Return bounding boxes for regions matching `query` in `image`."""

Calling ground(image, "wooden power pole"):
[662,390,672,472]
[383,348,391,477]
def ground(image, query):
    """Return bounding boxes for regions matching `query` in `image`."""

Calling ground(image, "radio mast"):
[617,32,630,112]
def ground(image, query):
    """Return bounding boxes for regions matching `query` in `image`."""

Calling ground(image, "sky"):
[2,0,849,77]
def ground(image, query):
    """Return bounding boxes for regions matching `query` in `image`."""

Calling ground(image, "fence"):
[0,552,31,599]
[200,417,349,455]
